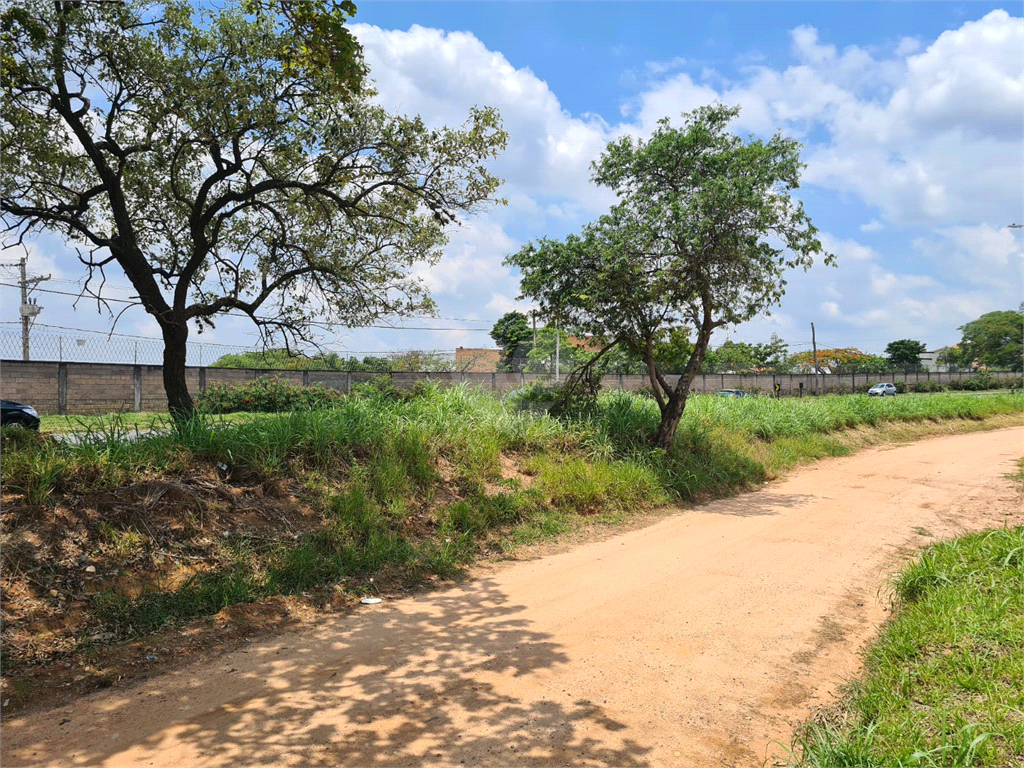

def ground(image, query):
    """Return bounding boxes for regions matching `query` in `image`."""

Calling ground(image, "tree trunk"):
[161,320,195,421]
[653,389,688,450]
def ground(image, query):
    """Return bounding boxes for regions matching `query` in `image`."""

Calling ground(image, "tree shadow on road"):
[702,493,819,517]
[7,579,652,767]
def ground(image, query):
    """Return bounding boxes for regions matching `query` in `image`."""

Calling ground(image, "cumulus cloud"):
[352,24,617,213]
[632,10,1022,227]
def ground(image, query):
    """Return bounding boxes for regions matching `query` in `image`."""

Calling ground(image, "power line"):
[0,282,493,330]
[0,282,137,304]
[0,281,493,324]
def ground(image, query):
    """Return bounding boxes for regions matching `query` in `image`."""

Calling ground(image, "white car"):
[868,383,897,397]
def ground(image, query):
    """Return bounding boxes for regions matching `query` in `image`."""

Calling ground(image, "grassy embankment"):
[35,388,1022,433]
[2,386,1021,668]
[790,524,1023,767]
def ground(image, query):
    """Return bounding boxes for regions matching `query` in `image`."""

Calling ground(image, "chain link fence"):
[0,329,458,370]
[0,329,266,367]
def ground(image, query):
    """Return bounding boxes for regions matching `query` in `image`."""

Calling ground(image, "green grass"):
[39,411,255,433]
[3,386,1021,657]
[791,527,1024,767]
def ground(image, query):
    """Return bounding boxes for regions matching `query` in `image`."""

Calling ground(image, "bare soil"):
[0,469,321,665]
[2,427,1022,767]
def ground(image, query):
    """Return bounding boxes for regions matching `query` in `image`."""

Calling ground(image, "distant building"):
[455,347,502,373]
[920,347,955,372]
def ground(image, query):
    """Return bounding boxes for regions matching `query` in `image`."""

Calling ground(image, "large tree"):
[2,0,506,417]
[508,105,831,448]
[884,339,927,372]
[955,310,1023,371]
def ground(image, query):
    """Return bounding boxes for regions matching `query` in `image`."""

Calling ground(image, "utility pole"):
[811,322,819,395]
[555,318,560,383]
[532,310,537,345]
[18,257,50,361]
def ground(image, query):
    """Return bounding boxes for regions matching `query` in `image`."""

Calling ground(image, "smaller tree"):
[753,334,791,373]
[885,339,927,372]
[788,347,886,374]
[508,104,831,449]
[935,345,965,372]
[650,328,695,375]
[387,349,457,372]
[490,312,534,372]
[703,336,789,373]
[703,341,759,373]
[524,327,591,375]
[212,348,345,370]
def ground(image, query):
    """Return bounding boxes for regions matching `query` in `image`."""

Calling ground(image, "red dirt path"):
[3,427,1022,767]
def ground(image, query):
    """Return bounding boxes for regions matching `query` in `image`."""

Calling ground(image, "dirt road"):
[4,427,1022,768]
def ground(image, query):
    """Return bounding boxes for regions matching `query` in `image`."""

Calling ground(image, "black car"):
[1,399,40,430]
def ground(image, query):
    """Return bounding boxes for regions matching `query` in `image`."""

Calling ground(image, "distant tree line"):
[211,348,463,373]
[487,308,1024,376]
[210,306,1022,376]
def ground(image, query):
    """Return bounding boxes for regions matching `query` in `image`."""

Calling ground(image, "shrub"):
[196,378,345,414]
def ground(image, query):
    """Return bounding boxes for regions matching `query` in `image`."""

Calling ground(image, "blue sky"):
[3,2,1022,363]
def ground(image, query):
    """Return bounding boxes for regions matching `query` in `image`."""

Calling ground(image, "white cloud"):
[645,56,687,76]
[486,293,535,316]
[820,234,879,263]
[870,270,899,296]
[860,220,884,233]
[913,224,1024,290]
[353,24,617,213]
[633,11,1022,227]
[800,10,1023,224]
[412,221,518,300]
[895,37,922,57]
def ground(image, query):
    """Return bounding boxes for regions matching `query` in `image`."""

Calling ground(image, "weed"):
[791,527,1024,767]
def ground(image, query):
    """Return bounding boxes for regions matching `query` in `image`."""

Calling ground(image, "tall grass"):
[3,387,1020,502]
[792,527,1024,767]
[3,386,1020,651]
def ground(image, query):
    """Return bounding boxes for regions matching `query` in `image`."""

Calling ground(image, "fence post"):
[133,365,142,413]
[59,337,63,362]
[345,371,351,395]
[58,362,68,415]
[491,371,496,391]
[199,367,207,394]
[521,371,526,387]
[302,370,309,387]
[618,372,624,391]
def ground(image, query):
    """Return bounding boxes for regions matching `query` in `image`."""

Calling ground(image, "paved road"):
[3,427,1022,767]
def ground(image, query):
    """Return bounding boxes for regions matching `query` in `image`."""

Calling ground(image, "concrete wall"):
[1,359,1019,415]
